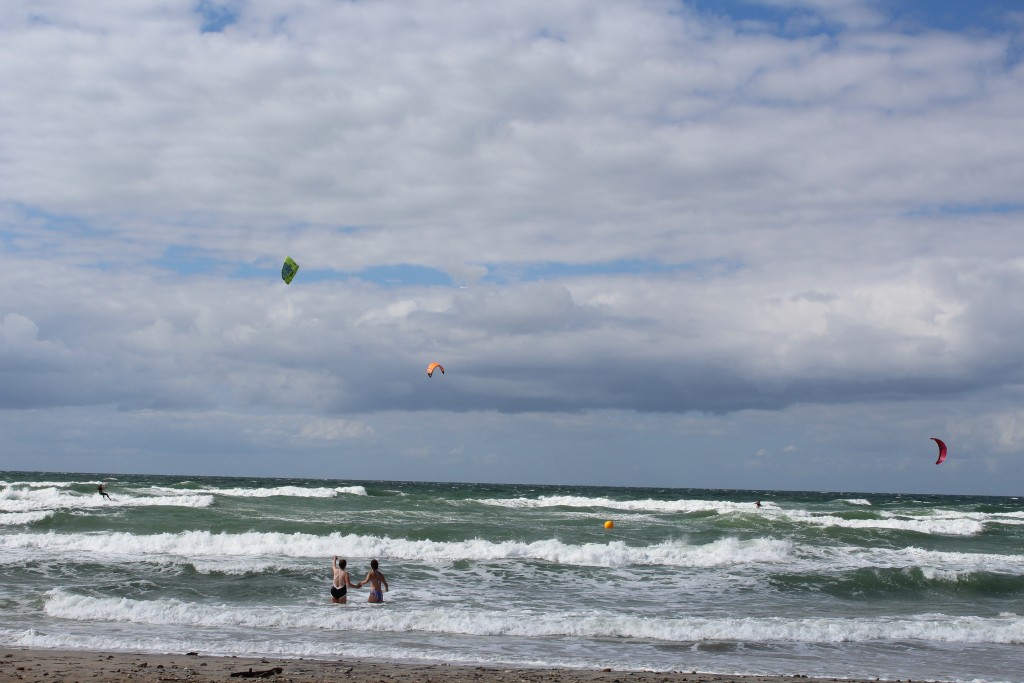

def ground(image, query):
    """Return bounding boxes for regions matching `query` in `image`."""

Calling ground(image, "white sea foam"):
[782,509,985,536]
[0,627,577,671]
[475,495,761,514]
[919,566,970,582]
[149,485,367,498]
[0,510,53,525]
[476,496,1017,536]
[0,486,214,513]
[336,486,367,495]
[919,509,1024,527]
[16,529,1024,576]
[4,527,1022,578]
[41,590,1024,645]
[0,530,791,568]
[985,511,1024,526]
[811,544,1024,577]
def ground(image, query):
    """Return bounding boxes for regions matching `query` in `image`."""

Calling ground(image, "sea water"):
[1,472,1022,682]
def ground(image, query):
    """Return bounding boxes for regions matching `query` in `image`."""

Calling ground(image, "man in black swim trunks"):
[330,556,357,604]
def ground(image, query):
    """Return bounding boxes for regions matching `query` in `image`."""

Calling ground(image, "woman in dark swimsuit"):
[330,556,357,604]
[356,559,389,603]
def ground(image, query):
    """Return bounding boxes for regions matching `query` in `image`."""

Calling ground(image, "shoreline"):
[0,648,947,683]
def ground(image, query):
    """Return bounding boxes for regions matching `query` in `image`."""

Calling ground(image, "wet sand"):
[0,648,939,683]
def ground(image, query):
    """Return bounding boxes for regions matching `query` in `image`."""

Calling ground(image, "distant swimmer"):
[97,484,111,500]
[755,500,762,509]
[356,559,389,603]
[330,556,358,604]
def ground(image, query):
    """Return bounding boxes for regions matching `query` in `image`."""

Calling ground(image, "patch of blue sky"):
[268,263,452,287]
[150,249,741,287]
[148,248,314,282]
[905,202,1024,218]
[25,13,56,27]
[194,0,240,34]
[16,206,111,237]
[0,226,23,251]
[686,0,846,37]
[884,0,1024,34]
[480,259,741,284]
[150,245,236,277]
[532,28,567,43]
[3,209,137,274]
[4,206,117,256]
[151,248,455,287]
[685,0,1020,36]
[267,259,741,287]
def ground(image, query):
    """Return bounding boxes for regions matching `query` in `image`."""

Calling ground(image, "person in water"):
[330,556,358,604]
[97,483,111,500]
[356,559,389,603]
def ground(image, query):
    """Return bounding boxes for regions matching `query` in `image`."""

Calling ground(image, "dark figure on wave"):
[97,483,111,500]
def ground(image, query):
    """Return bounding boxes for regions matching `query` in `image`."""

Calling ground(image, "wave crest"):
[41,590,1024,645]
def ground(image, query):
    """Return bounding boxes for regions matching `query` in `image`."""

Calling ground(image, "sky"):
[2,0,1023,495]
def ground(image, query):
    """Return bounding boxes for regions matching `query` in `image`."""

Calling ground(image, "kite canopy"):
[281,256,299,284]
[931,437,947,465]
[427,362,445,377]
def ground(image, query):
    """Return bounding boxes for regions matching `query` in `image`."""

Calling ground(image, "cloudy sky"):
[2,0,1023,495]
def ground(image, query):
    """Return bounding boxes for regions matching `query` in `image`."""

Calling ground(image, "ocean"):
[1,472,1022,682]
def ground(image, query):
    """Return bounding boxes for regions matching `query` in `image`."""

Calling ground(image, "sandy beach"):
[0,648,938,683]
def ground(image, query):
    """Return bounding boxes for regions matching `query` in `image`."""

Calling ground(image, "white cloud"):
[1,0,1023,492]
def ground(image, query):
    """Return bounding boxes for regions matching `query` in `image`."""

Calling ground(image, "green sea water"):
[1,472,1022,682]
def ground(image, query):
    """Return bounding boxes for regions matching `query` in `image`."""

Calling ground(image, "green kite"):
[281,256,299,284]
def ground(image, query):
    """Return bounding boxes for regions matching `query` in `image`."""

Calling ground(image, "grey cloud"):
[2,0,1023,492]
[3,252,1021,417]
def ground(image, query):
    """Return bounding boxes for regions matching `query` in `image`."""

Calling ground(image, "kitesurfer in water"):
[755,500,761,509]
[97,483,111,500]
[331,556,358,604]
[356,559,389,603]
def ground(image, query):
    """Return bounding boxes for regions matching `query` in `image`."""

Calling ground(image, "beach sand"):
[0,648,935,683]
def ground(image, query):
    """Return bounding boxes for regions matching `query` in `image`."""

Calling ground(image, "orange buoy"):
[604,520,614,529]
